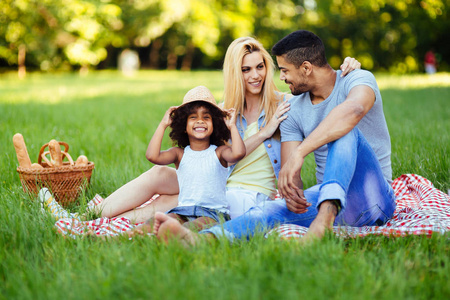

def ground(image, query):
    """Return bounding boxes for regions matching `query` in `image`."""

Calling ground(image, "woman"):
[41,37,360,224]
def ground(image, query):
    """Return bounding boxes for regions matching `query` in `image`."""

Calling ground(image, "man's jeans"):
[203,128,396,241]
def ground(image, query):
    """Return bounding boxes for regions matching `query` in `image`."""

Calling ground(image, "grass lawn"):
[0,71,449,299]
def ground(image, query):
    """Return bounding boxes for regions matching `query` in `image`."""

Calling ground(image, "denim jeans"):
[202,128,396,241]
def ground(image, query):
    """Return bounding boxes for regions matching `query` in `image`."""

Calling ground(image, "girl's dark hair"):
[169,101,230,148]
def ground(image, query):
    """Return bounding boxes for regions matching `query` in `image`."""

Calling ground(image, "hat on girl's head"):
[181,86,218,108]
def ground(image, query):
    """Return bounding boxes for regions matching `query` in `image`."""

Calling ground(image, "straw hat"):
[180,86,218,108]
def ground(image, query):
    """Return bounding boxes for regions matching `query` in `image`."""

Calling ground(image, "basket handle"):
[40,150,74,167]
[38,141,69,164]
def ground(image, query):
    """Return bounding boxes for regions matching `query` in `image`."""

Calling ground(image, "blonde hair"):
[222,37,280,128]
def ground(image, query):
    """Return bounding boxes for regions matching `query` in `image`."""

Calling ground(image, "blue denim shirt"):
[228,109,281,179]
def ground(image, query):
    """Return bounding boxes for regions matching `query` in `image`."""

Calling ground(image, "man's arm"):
[279,141,310,213]
[295,85,375,158]
[278,85,375,206]
[296,85,375,158]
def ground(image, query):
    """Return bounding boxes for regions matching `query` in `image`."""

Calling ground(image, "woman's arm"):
[242,99,290,156]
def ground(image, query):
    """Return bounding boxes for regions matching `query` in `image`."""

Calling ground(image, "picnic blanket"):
[54,174,450,239]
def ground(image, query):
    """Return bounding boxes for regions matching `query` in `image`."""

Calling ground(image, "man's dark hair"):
[170,101,230,148]
[271,30,328,67]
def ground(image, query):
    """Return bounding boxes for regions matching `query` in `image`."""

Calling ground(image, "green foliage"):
[0,0,122,71]
[0,0,449,72]
[288,0,450,73]
[0,71,449,299]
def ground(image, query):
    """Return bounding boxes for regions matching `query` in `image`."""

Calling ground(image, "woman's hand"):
[161,106,178,127]
[340,57,361,77]
[260,100,290,139]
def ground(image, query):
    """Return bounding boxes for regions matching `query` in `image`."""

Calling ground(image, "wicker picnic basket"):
[17,141,94,206]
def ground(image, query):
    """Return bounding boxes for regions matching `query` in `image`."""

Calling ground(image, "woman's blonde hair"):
[222,37,280,127]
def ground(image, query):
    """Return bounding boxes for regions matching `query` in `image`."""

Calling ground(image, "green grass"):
[1,71,449,299]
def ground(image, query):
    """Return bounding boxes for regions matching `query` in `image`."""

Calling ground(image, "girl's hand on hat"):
[260,100,290,139]
[161,106,178,127]
[224,108,237,129]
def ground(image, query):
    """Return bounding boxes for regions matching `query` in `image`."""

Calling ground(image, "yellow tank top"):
[227,122,277,198]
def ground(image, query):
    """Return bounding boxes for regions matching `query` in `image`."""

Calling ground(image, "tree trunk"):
[79,65,89,76]
[181,41,195,71]
[167,52,177,70]
[18,44,26,79]
[149,39,162,69]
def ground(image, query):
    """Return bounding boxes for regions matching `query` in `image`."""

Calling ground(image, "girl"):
[129,85,245,235]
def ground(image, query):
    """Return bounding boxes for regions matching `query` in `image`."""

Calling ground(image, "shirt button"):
[267,144,272,148]
[274,159,278,164]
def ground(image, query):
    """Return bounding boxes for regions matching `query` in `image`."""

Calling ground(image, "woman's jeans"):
[203,128,396,241]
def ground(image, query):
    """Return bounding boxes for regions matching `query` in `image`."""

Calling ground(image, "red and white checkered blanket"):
[55,174,450,239]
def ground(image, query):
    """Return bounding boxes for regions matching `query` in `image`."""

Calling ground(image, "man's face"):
[276,55,308,96]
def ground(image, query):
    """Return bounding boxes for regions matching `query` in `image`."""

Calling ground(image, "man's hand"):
[278,153,311,213]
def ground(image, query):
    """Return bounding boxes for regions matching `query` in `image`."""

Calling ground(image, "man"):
[152,30,396,243]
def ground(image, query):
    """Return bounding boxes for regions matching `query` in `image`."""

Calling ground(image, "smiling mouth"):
[249,81,261,87]
[194,127,207,132]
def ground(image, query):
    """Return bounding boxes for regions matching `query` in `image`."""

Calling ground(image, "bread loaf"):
[48,139,63,167]
[75,155,89,166]
[13,133,32,168]
[31,163,44,169]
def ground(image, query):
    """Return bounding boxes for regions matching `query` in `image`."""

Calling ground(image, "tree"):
[0,0,59,77]
[0,0,123,75]
[0,0,448,72]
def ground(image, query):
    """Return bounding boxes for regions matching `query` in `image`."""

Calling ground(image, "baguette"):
[48,139,63,167]
[75,155,89,166]
[31,163,44,169]
[13,133,32,168]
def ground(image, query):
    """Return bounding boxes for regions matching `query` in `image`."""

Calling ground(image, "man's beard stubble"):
[287,81,306,96]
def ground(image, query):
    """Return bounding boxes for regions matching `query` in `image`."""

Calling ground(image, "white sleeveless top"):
[176,145,229,213]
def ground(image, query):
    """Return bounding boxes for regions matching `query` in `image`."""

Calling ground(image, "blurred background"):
[1,0,448,77]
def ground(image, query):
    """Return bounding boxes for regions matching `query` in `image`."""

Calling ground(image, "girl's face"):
[186,106,213,142]
[241,51,266,98]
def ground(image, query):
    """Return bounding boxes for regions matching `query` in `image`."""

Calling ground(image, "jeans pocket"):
[351,204,389,227]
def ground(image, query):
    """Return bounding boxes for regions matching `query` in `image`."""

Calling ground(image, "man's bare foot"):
[301,200,338,243]
[153,212,199,245]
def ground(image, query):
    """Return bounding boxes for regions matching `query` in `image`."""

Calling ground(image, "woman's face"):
[241,51,266,98]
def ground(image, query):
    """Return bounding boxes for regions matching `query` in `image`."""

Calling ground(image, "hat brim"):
[174,100,225,114]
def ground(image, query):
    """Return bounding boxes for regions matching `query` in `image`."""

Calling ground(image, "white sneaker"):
[38,187,79,221]
[38,187,51,214]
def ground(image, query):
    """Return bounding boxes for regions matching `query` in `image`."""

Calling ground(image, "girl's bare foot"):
[153,212,164,235]
[153,212,199,245]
